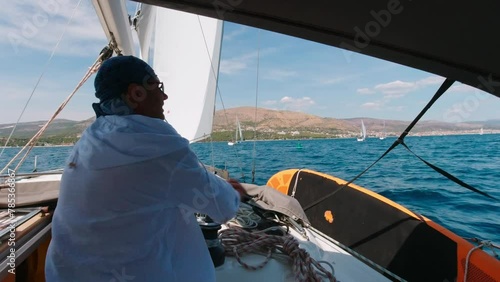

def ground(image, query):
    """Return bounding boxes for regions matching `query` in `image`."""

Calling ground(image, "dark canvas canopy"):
[135,0,500,97]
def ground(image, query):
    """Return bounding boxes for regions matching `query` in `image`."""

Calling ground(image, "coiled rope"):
[226,203,262,229]
[220,227,336,282]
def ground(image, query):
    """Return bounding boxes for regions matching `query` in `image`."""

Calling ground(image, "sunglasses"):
[140,81,164,92]
[153,81,164,92]
[157,81,164,92]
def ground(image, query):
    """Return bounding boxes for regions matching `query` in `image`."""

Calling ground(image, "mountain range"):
[1,107,499,142]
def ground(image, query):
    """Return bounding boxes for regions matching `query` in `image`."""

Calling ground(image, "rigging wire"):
[208,134,216,171]
[304,78,497,212]
[251,29,261,184]
[0,46,112,174]
[196,16,246,181]
[0,0,84,162]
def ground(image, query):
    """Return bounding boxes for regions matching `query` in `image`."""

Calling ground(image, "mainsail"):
[139,7,223,142]
[95,2,223,143]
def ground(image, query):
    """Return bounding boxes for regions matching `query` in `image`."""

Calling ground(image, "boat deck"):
[216,224,395,281]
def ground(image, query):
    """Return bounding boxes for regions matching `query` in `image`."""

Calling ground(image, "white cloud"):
[219,60,247,74]
[361,102,382,110]
[1,1,106,57]
[357,88,376,95]
[219,53,254,75]
[375,80,416,96]
[279,96,315,111]
[416,76,445,86]
[223,27,247,41]
[358,75,447,99]
[219,48,277,75]
[265,69,297,81]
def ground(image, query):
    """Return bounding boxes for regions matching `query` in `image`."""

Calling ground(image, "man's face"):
[136,78,168,119]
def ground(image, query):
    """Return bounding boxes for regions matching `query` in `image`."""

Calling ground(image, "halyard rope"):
[220,227,336,282]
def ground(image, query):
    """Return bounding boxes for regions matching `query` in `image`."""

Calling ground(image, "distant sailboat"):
[379,120,386,140]
[480,127,484,135]
[228,117,244,146]
[357,120,367,142]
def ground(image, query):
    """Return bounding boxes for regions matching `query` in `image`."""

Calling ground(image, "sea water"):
[1,134,499,251]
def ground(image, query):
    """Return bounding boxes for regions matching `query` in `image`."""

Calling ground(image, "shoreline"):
[2,132,499,147]
[0,144,74,149]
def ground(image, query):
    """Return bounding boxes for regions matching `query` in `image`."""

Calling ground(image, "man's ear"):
[123,84,147,108]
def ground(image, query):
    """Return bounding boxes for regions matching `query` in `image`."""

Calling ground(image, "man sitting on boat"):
[45,55,246,282]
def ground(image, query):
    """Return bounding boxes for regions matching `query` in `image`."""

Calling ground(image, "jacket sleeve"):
[160,146,240,224]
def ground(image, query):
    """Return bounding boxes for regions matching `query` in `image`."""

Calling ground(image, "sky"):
[1,0,499,125]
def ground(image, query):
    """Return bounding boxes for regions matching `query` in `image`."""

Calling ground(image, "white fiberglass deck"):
[216,225,393,282]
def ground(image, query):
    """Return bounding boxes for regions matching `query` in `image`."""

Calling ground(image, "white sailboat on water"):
[228,117,244,146]
[379,120,386,140]
[356,120,366,141]
[1,1,500,281]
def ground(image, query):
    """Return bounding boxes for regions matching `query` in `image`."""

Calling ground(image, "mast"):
[91,0,135,55]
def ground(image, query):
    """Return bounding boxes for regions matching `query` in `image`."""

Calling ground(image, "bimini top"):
[136,0,500,97]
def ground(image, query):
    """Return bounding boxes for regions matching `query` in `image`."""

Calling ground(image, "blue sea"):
[1,134,499,253]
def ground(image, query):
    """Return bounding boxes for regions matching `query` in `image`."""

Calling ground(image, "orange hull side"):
[267,169,500,282]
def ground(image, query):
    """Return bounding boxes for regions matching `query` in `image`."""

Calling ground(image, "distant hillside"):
[0,118,95,146]
[1,107,499,145]
[213,107,500,139]
[0,118,94,139]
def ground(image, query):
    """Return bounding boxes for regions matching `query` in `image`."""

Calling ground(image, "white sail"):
[151,9,223,143]
[357,120,366,141]
[236,117,244,142]
[379,120,386,140]
[234,123,238,143]
[228,117,243,146]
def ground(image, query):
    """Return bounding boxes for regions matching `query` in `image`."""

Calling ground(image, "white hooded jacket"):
[45,115,240,282]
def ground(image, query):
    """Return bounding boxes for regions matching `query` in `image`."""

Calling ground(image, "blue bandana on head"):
[92,55,158,117]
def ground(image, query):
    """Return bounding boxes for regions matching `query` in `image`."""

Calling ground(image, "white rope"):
[227,202,261,229]
[463,239,499,282]
[464,243,484,282]
[0,0,83,160]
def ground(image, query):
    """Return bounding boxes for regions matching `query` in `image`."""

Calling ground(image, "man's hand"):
[227,178,250,201]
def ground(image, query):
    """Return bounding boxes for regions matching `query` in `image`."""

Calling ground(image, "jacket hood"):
[74,115,188,170]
